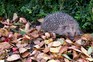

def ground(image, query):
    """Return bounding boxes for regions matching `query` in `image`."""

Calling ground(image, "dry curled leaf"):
[36,53,50,61]
[0,42,11,51]
[34,45,40,49]
[26,57,32,62]
[25,22,30,33]
[69,46,81,52]
[23,35,31,40]
[64,58,70,62]
[30,30,39,38]
[0,28,9,36]
[59,46,68,54]
[19,48,28,53]
[36,26,41,31]
[75,39,84,46]
[81,33,93,42]
[19,17,27,24]
[73,50,79,59]
[38,18,44,23]
[48,59,56,62]
[86,58,93,61]
[65,38,73,44]
[16,43,28,48]
[12,13,18,21]
[81,46,91,57]
[42,46,50,53]
[41,35,46,39]
[45,32,51,38]
[52,41,62,47]
[7,54,20,61]
[22,51,30,58]
[50,46,61,53]
[44,39,53,44]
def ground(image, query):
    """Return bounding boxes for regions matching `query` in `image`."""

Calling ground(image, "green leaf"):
[20,30,26,35]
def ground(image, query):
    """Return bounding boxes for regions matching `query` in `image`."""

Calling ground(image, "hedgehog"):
[41,12,82,40]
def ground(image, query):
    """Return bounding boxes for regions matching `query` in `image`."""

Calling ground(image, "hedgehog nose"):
[69,36,74,40]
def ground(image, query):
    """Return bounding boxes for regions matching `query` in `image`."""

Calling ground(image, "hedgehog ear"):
[38,18,44,23]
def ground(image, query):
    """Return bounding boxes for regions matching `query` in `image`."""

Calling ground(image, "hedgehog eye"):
[67,32,70,35]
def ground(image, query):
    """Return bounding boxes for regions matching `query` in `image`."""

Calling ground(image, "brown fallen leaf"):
[41,35,46,39]
[75,39,83,46]
[48,59,56,62]
[26,57,32,62]
[64,58,70,62]
[39,41,45,47]
[45,32,51,38]
[81,33,93,42]
[52,41,62,47]
[0,42,11,51]
[22,51,30,58]
[6,54,20,61]
[68,46,81,52]
[30,30,39,38]
[30,50,38,56]
[16,43,28,48]
[40,59,47,62]
[42,46,50,53]
[44,39,53,44]
[34,45,40,49]
[34,40,41,45]
[77,58,84,62]
[19,17,27,24]
[23,35,31,40]
[0,51,6,59]
[50,32,56,39]
[73,50,79,59]
[81,46,91,57]
[50,46,61,53]
[55,60,60,62]
[86,58,93,61]
[77,58,89,62]
[25,22,30,33]
[0,28,9,36]
[36,26,41,31]
[65,38,73,44]
[19,48,28,53]
[59,46,68,55]
[38,18,44,23]
[36,53,50,61]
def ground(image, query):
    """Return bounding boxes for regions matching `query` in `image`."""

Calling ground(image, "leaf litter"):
[0,14,93,62]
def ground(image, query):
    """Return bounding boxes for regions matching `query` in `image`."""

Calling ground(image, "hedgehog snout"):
[67,32,75,40]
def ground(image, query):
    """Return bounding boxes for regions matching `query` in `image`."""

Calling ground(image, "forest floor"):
[0,16,93,62]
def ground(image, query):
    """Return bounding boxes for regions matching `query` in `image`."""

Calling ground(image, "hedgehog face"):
[65,24,81,40]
